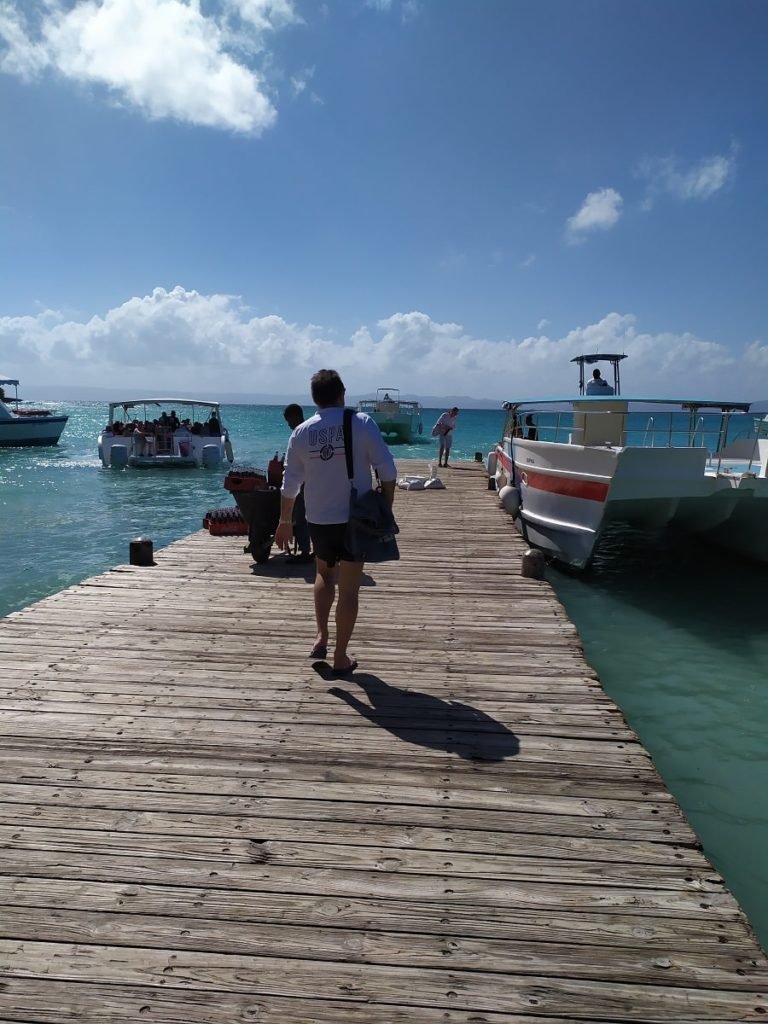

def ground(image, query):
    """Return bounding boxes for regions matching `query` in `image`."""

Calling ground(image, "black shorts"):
[308,522,356,567]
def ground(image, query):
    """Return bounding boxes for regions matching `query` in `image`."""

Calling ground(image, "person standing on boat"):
[586,368,614,395]
[282,403,312,563]
[431,407,459,467]
[275,369,397,676]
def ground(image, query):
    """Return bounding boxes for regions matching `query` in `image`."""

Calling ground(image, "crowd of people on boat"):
[104,411,222,438]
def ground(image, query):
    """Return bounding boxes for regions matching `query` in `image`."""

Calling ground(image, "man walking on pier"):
[275,369,397,675]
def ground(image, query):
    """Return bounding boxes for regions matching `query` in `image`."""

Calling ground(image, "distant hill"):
[27,384,504,410]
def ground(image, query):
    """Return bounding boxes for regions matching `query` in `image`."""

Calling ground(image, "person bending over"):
[431,406,459,467]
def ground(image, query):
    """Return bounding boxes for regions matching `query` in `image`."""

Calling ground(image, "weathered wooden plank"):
[0,807,706,864]
[0,940,764,1019]
[0,698,636,741]
[0,825,718,889]
[0,906,762,991]
[0,876,753,953]
[0,980,621,1024]
[0,848,742,918]
[0,781,690,833]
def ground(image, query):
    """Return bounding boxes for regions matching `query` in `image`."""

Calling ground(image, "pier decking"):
[0,460,765,1022]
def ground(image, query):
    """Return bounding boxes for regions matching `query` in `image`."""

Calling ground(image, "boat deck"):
[0,460,765,1022]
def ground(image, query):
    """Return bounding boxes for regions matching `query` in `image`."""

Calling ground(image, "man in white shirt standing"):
[431,406,459,467]
[275,369,397,676]
[585,368,615,395]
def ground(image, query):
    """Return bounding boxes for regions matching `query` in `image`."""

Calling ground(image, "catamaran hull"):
[496,439,768,569]
[371,415,420,443]
[0,416,68,447]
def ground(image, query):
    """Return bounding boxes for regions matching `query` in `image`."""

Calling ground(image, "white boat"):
[357,388,423,443]
[0,375,68,447]
[98,398,234,470]
[490,353,768,569]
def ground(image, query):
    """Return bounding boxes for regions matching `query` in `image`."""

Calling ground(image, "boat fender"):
[418,422,423,434]
[225,436,234,463]
[486,451,498,489]
[201,444,222,469]
[109,444,129,470]
[498,484,521,518]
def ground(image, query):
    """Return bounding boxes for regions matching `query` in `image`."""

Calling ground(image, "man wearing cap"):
[431,406,459,467]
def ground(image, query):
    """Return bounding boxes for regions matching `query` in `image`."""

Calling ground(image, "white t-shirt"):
[586,378,614,395]
[432,412,457,436]
[282,407,397,524]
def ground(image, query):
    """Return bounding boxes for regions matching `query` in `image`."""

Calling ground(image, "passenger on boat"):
[132,422,146,456]
[586,368,614,395]
[208,413,221,435]
[282,403,312,563]
[525,414,538,440]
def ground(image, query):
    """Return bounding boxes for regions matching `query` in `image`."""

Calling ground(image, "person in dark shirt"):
[282,403,312,562]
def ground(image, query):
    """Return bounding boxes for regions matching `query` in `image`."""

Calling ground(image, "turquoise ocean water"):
[1,400,766,948]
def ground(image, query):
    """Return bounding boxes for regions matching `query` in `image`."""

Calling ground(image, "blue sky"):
[1,0,766,400]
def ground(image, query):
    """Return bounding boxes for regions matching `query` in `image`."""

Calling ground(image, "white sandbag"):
[397,476,427,490]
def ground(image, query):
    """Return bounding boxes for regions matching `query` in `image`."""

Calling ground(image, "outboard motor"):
[109,444,129,470]
[201,444,222,469]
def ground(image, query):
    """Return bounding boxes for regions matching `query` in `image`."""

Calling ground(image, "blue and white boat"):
[0,375,68,448]
[490,354,768,568]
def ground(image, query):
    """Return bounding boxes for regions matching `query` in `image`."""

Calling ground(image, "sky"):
[0,0,766,402]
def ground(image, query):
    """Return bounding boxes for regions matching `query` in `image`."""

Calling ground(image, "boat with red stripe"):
[489,353,768,569]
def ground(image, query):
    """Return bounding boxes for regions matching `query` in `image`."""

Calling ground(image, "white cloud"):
[0,0,300,134]
[401,0,422,21]
[1,287,762,400]
[365,0,421,19]
[638,145,737,209]
[519,253,536,269]
[290,64,314,97]
[537,319,549,331]
[566,188,623,244]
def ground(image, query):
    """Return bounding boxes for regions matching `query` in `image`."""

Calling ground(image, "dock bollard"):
[521,548,545,579]
[129,537,155,566]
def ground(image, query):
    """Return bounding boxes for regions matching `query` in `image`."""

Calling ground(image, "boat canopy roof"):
[108,398,221,414]
[570,353,627,366]
[503,395,752,412]
[0,376,20,387]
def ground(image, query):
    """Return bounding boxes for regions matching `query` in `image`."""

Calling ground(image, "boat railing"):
[691,416,706,448]
[510,409,749,451]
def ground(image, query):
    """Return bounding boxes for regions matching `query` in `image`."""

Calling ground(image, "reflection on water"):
[551,524,768,950]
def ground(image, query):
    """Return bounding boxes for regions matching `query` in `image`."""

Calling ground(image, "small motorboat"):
[357,388,423,443]
[98,398,234,469]
[0,375,68,447]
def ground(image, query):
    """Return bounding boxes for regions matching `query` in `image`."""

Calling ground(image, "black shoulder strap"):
[343,408,354,480]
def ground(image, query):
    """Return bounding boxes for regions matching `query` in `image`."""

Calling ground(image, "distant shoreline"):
[21,389,504,410]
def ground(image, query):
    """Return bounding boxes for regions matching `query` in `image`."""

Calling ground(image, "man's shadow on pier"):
[320,672,519,762]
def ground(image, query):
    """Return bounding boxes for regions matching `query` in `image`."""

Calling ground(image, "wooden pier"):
[0,460,765,1022]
